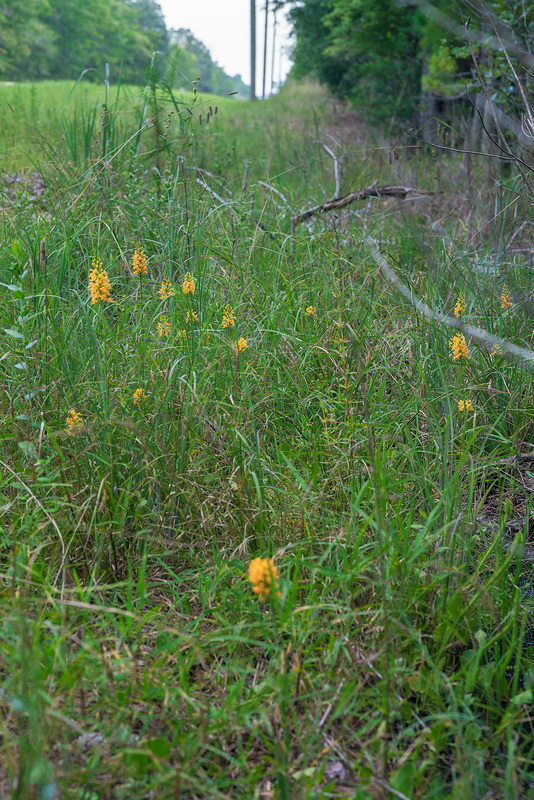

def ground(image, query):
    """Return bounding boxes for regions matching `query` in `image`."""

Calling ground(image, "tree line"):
[286,0,534,137]
[0,0,248,95]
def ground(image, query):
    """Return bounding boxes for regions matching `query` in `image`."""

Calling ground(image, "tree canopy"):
[0,0,248,94]
[287,0,534,130]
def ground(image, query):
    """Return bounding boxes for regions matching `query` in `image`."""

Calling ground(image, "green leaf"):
[391,762,414,797]
[0,282,22,292]
[147,737,171,759]
[4,328,24,339]
[18,441,37,459]
[510,689,533,706]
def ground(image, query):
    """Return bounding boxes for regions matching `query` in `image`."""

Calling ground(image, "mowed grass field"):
[1,74,534,799]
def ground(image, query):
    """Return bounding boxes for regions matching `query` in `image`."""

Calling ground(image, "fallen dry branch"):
[365,235,534,373]
[290,185,435,234]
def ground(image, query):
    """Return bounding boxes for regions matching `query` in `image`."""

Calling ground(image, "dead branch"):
[290,185,435,235]
[313,137,344,199]
[365,235,534,373]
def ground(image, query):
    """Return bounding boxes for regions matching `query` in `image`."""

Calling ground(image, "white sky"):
[158,0,294,95]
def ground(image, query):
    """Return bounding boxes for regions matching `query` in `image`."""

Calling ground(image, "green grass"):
[0,74,533,800]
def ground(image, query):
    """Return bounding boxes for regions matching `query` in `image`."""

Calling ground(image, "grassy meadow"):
[1,74,534,799]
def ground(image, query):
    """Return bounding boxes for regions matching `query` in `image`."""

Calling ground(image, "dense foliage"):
[287,0,534,128]
[0,0,248,94]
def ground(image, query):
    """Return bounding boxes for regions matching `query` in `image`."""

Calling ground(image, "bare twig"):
[258,180,290,207]
[313,137,344,199]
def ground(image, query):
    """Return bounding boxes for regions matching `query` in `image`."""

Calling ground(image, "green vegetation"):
[288,0,534,127]
[0,68,534,799]
[0,0,247,95]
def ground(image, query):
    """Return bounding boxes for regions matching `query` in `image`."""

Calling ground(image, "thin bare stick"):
[365,236,534,372]
[313,138,343,199]
[258,180,290,207]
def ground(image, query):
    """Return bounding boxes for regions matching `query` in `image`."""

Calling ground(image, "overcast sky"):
[158,0,294,94]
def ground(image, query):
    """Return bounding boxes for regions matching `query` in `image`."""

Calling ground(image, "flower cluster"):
[449,333,469,360]
[501,285,513,310]
[490,343,503,357]
[234,336,248,354]
[182,272,196,295]
[66,408,83,430]
[157,316,171,338]
[133,388,147,406]
[133,246,148,277]
[458,400,473,411]
[306,305,315,317]
[454,294,466,317]
[248,557,281,602]
[222,304,236,328]
[159,276,175,300]
[185,310,199,323]
[89,257,113,304]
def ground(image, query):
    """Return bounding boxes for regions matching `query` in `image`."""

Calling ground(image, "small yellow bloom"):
[177,329,187,339]
[185,310,199,323]
[133,246,148,277]
[458,400,473,411]
[222,304,236,328]
[449,332,469,360]
[490,343,503,357]
[306,305,315,317]
[501,285,513,310]
[159,276,175,300]
[133,388,147,406]
[89,257,113,304]
[66,408,83,430]
[157,316,171,338]
[182,272,196,295]
[248,557,281,602]
[454,294,466,317]
[233,336,248,353]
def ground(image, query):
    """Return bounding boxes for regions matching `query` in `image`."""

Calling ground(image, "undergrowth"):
[0,74,533,800]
